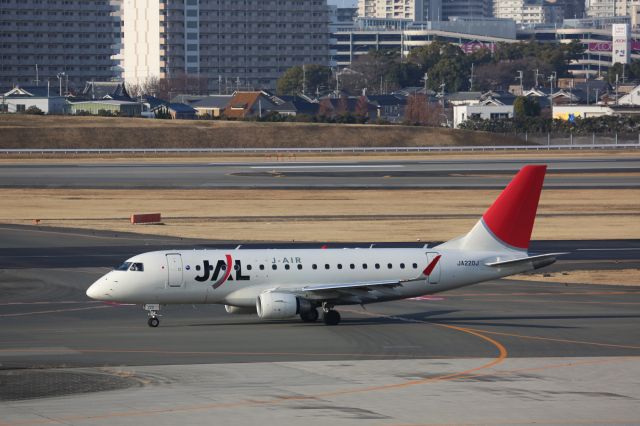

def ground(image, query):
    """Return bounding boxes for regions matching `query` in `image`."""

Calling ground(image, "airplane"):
[86,165,562,327]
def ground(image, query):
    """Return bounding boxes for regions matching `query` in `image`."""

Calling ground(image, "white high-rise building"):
[494,0,562,24]
[358,0,442,21]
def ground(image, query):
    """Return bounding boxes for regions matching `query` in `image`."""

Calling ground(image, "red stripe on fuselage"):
[212,254,233,289]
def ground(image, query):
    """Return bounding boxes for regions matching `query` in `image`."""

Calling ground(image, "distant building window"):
[0,104,7,113]
[16,104,25,112]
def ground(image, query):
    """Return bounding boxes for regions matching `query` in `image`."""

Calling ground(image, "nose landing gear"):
[322,302,341,326]
[144,304,161,328]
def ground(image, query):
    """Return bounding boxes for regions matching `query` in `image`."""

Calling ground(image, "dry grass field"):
[1,188,637,242]
[0,115,519,149]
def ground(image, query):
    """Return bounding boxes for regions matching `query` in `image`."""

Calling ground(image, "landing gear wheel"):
[148,317,160,328]
[300,308,319,323]
[323,310,341,326]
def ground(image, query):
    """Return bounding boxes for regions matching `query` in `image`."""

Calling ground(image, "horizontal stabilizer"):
[485,253,566,270]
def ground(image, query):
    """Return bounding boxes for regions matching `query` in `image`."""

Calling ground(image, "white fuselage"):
[87,247,530,308]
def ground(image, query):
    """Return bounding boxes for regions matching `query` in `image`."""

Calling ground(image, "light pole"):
[56,72,66,97]
[516,70,523,95]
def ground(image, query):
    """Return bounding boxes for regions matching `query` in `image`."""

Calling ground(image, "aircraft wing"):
[484,253,566,269]
[301,279,403,292]
[271,278,411,302]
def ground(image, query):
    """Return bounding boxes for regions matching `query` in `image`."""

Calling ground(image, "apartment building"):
[585,0,640,17]
[357,0,442,21]
[442,0,492,20]
[494,0,562,24]
[122,0,330,92]
[0,0,119,91]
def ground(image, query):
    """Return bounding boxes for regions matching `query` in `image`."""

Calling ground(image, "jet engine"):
[224,305,256,315]
[256,292,312,319]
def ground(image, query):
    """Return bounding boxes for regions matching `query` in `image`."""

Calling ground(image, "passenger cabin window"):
[387,263,393,269]
[412,263,418,269]
[116,262,132,271]
[259,265,264,270]
[362,263,368,269]
[400,263,405,269]
[297,264,302,270]
[350,264,355,269]
[375,263,380,269]
[129,263,144,272]
[312,264,317,270]
[272,265,277,270]
[285,264,290,270]
[324,264,330,269]
[247,265,252,271]
[337,264,342,269]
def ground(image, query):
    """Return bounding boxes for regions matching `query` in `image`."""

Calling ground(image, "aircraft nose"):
[86,282,99,299]
[86,275,112,300]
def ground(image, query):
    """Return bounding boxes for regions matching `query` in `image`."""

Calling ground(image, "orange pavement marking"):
[458,327,640,350]
[2,312,507,426]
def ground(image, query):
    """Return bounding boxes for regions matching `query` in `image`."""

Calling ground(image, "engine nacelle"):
[224,305,256,315]
[256,292,304,319]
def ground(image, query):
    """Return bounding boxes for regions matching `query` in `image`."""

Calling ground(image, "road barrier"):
[130,213,162,225]
[1,143,640,155]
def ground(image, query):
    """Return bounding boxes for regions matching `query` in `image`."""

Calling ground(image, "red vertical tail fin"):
[482,165,546,250]
[438,165,547,253]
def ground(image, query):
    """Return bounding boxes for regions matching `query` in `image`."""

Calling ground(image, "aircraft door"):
[166,254,184,287]
[426,252,441,284]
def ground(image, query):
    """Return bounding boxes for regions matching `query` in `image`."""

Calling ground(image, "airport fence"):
[1,142,639,155]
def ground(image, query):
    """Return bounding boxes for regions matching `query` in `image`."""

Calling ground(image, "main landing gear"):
[322,303,341,326]
[299,307,319,323]
[144,304,161,328]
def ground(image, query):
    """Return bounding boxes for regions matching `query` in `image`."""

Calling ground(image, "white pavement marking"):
[249,165,405,169]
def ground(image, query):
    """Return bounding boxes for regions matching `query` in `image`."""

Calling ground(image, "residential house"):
[445,92,483,106]
[367,95,407,122]
[224,92,279,119]
[277,95,320,117]
[191,95,233,117]
[617,83,640,106]
[81,81,131,101]
[317,96,377,121]
[68,100,142,117]
[453,97,515,128]
[167,103,197,120]
[140,95,170,118]
[1,86,66,114]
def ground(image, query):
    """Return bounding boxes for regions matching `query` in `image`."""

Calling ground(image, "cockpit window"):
[116,262,132,271]
[129,263,144,272]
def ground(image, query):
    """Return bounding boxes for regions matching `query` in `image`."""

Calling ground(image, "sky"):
[328,0,357,6]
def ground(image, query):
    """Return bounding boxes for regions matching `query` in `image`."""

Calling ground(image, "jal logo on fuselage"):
[195,254,249,289]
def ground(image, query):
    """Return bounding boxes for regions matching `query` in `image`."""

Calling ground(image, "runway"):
[1,156,639,188]
[1,227,639,424]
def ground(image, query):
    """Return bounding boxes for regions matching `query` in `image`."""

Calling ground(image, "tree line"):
[275,40,586,96]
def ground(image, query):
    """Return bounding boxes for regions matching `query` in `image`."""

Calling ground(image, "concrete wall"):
[2,97,66,114]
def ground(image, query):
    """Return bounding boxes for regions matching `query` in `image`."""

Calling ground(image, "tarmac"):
[1,225,639,425]
[0,156,639,188]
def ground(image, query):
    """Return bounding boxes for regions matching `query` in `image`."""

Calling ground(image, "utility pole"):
[516,70,523,95]
[302,64,307,96]
[534,68,539,88]
[422,72,428,92]
[57,72,65,97]
[34,64,39,85]
[469,64,474,91]
[616,73,619,105]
